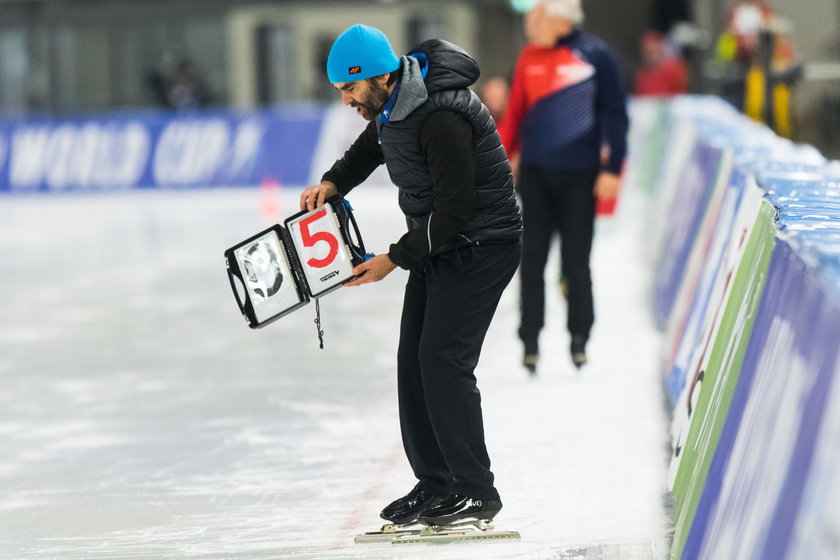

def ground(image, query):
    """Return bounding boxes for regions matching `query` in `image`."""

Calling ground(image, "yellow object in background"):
[773,83,791,138]
[743,65,793,138]
[716,32,737,62]
[744,65,765,122]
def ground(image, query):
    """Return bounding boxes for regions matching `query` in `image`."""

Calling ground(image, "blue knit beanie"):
[327,24,401,83]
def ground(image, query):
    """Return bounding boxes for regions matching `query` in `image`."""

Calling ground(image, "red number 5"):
[299,208,339,268]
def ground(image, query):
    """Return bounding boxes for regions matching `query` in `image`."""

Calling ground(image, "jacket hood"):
[387,55,429,122]
[409,39,480,94]
[383,39,480,124]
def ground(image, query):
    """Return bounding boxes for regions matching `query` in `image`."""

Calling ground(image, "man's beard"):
[352,81,390,121]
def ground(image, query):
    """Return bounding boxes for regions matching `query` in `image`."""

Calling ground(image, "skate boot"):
[523,353,539,375]
[523,339,539,375]
[417,495,503,527]
[380,485,443,525]
[571,334,588,369]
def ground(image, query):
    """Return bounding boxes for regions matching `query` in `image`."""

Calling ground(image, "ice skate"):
[417,494,502,526]
[355,518,521,545]
[355,485,443,542]
[396,496,517,544]
[523,339,539,375]
[571,334,588,369]
[523,353,539,375]
[354,521,424,543]
[392,517,521,544]
[357,495,520,544]
[379,485,442,524]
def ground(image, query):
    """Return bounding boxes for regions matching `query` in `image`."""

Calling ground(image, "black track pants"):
[517,166,598,348]
[397,241,521,500]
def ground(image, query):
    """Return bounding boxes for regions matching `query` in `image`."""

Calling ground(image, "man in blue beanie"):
[300,24,522,529]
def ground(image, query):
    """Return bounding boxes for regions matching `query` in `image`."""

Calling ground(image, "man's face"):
[334,75,391,121]
[526,4,573,47]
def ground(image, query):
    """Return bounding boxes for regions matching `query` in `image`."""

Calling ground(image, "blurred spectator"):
[722,0,775,65]
[634,30,689,97]
[713,0,801,137]
[480,76,519,180]
[479,76,510,123]
[145,54,209,111]
[145,51,178,108]
[742,19,801,137]
[167,61,209,111]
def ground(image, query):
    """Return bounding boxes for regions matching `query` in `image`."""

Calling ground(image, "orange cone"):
[260,176,281,220]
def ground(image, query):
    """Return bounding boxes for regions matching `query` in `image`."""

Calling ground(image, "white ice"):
[0,181,671,559]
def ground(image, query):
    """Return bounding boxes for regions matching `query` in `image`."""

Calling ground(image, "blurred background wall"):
[0,0,839,154]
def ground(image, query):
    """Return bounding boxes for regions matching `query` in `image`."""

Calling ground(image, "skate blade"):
[354,523,421,544]
[391,519,521,545]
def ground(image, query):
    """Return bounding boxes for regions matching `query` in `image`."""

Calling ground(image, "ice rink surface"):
[0,182,671,559]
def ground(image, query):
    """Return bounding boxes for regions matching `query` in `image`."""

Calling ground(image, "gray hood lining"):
[388,55,429,122]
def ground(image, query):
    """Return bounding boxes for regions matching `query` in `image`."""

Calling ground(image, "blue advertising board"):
[682,239,840,558]
[653,141,723,327]
[0,106,326,192]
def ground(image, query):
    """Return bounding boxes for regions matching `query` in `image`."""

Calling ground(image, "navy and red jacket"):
[498,29,628,175]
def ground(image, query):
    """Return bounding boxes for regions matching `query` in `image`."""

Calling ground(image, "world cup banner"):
[0,107,325,192]
[224,195,366,328]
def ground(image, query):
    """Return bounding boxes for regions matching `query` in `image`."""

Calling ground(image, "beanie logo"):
[348,66,361,75]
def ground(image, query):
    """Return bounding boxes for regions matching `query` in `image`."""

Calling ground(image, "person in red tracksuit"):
[498,0,628,374]
[634,30,689,97]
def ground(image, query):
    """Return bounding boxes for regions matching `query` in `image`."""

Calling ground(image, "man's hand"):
[594,172,621,201]
[300,181,338,211]
[343,254,397,287]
